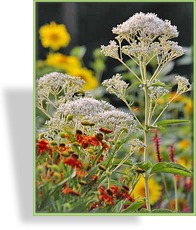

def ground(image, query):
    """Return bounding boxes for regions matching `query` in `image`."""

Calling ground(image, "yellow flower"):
[39,22,70,51]
[132,177,162,205]
[46,53,81,72]
[178,139,191,150]
[183,97,193,115]
[157,92,183,105]
[177,156,192,170]
[68,68,98,90]
[168,92,183,102]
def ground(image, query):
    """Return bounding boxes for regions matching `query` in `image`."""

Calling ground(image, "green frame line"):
[33,0,196,216]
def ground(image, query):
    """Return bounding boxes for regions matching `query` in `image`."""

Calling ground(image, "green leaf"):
[135,161,152,171]
[150,162,192,177]
[152,82,166,87]
[152,209,174,213]
[157,119,190,127]
[70,46,86,59]
[122,200,145,213]
[64,130,75,142]
[92,148,104,166]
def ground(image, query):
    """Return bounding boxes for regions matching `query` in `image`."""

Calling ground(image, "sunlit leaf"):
[150,162,192,177]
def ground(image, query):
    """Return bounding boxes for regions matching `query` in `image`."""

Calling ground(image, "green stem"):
[143,64,151,211]
[173,176,178,212]
[107,176,111,189]
[144,175,151,211]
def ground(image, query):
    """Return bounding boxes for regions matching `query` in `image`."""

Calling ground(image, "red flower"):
[91,174,98,181]
[75,131,110,151]
[110,185,119,197]
[76,168,88,178]
[62,184,80,196]
[89,202,100,210]
[76,133,100,149]
[37,139,51,154]
[152,129,162,162]
[97,185,135,208]
[120,191,135,202]
[98,185,115,206]
[64,157,82,168]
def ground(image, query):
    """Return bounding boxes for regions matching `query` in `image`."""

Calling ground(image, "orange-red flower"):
[62,184,81,196]
[76,168,88,178]
[64,156,82,168]
[110,185,119,197]
[37,139,51,154]
[98,185,135,207]
[120,191,135,202]
[91,174,98,181]
[76,133,100,149]
[98,185,115,206]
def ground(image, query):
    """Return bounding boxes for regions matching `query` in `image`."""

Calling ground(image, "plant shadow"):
[5,88,139,224]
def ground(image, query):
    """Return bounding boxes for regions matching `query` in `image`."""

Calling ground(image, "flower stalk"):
[101,12,191,212]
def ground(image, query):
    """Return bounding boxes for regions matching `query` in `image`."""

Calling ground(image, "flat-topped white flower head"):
[101,12,184,65]
[37,72,85,94]
[47,98,116,131]
[112,12,178,41]
[36,72,86,108]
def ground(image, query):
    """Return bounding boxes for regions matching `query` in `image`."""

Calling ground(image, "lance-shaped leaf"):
[122,200,145,213]
[150,162,192,177]
[157,119,190,127]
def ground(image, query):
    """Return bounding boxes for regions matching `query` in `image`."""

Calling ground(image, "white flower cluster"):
[100,40,119,59]
[84,110,137,135]
[102,73,129,99]
[36,72,85,108]
[47,98,116,130]
[148,86,169,100]
[159,40,184,63]
[101,12,184,65]
[47,97,138,137]
[112,12,178,42]
[175,75,192,94]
